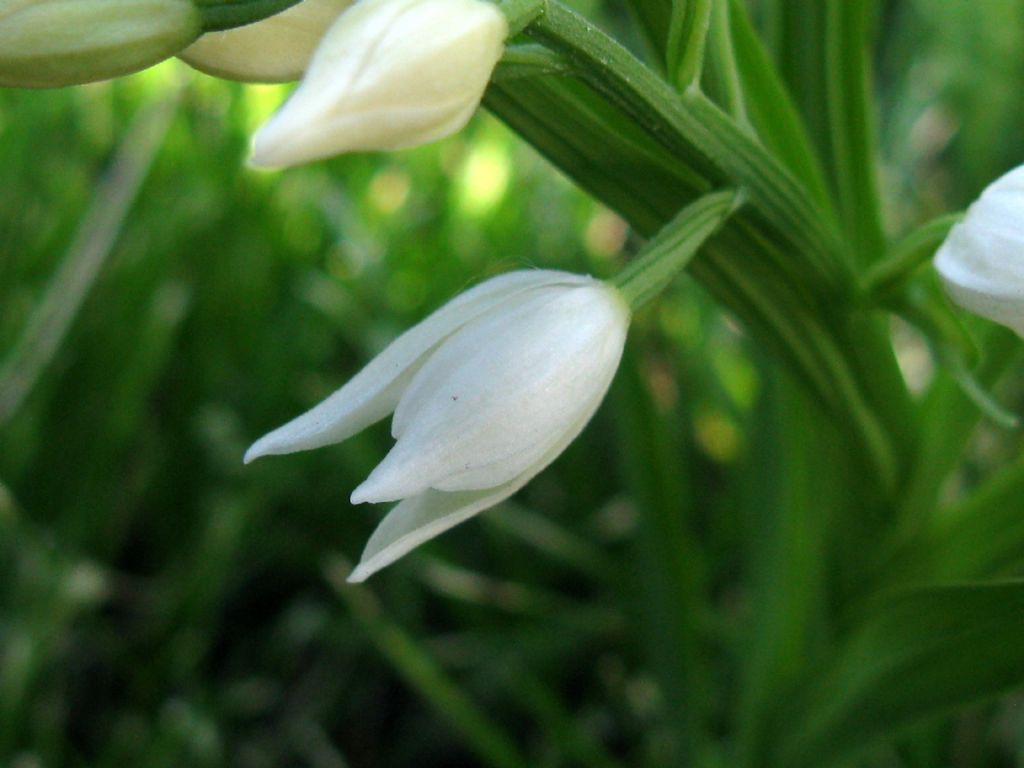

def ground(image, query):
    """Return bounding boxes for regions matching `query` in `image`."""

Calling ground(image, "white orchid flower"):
[245,270,630,582]
[936,165,1024,337]
[249,0,508,167]
[179,0,352,83]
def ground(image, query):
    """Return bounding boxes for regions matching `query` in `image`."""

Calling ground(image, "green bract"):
[0,0,201,87]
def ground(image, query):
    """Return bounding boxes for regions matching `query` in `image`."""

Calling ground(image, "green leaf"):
[928,462,1024,580]
[711,0,834,216]
[701,0,747,121]
[493,660,626,768]
[770,0,830,165]
[899,325,1023,526]
[942,354,1020,430]
[778,581,1024,768]
[329,560,531,768]
[612,345,708,764]
[665,0,712,88]
[735,377,833,767]
[769,0,885,264]
[624,0,673,70]
[878,455,1024,587]
[824,1,886,263]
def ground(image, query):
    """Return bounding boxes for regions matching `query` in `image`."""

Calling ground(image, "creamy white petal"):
[249,0,507,166]
[244,270,581,463]
[179,0,351,83]
[347,382,607,582]
[0,0,201,88]
[350,281,629,503]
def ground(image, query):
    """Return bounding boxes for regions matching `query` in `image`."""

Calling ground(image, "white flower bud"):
[179,0,352,83]
[936,166,1024,337]
[245,270,630,582]
[249,0,508,167]
[0,0,200,88]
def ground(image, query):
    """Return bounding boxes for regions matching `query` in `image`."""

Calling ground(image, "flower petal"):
[249,0,507,166]
[244,270,582,463]
[179,0,352,83]
[350,280,628,503]
[935,166,1024,337]
[347,486,511,583]
[347,382,607,582]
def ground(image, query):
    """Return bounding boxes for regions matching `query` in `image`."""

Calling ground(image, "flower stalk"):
[863,213,963,301]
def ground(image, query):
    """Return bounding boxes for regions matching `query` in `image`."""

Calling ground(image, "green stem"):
[526,0,852,295]
[613,189,742,307]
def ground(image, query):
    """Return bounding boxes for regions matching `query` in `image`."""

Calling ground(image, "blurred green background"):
[2,0,1024,765]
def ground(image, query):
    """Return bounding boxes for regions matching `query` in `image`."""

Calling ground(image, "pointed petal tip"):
[242,442,261,465]
[246,153,277,171]
[248,138,285,170]
[243,433,285,464]
[243,440,271,464]
[349,481,378,505]
[249,114,298,169]
[348,548,400,583]
[346,564,371,583]
[249,104,350,169]
[349,464,414,505]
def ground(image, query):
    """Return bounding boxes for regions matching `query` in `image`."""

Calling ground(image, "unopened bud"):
[250,0,508,167]
[0,0,200,88]
[179,0,352,83]
[935,166,1024,337]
